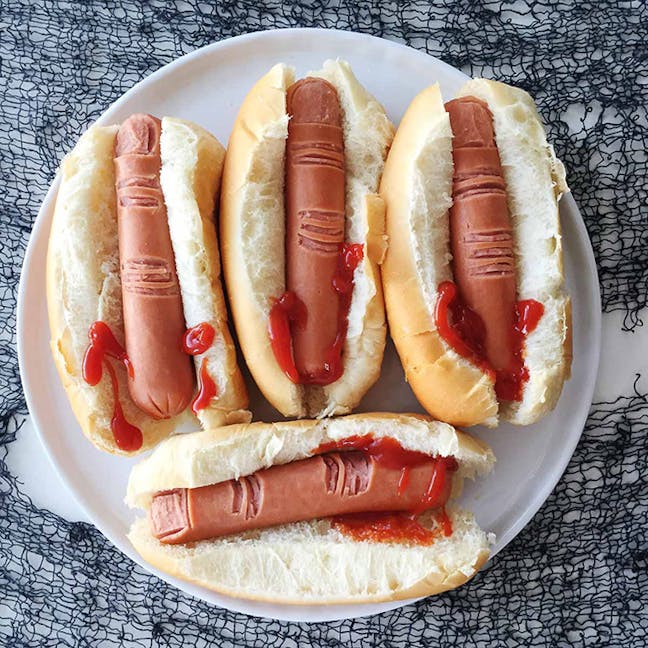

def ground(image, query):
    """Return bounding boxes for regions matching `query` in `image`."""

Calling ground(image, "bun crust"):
[380,80,571,427]
[47,119,249,455]
[220,61,394,418]
[126,413,495,604]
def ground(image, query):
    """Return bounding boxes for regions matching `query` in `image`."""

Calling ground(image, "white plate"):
[17,28,601,622]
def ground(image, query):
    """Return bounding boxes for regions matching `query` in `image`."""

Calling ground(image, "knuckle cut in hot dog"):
[380,80,572,427]
[220,60,395,418]
[125,413,495,604]
[47,116,250,454]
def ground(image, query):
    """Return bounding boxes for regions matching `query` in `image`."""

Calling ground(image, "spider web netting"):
[1,1,646,646]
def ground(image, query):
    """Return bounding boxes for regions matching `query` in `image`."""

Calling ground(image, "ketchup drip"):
[314,435,459,545]
[268,292,306,383]
[434,282,494,381]
[435,281,544,401]
[332,507,454,545]
[82,321,142,452]
[332,511,437,545]
[191,357,218,414]
[268,243,364,385]
[103,362,143,452]
[182,322,216,356]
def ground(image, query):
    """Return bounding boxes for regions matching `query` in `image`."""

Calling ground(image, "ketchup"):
[315,435,458,545]
[103,362,143,452]
[314,434,458,473]
[494,299,544,401]
[331,511,438,545]
[82,321,133,383]
[397,467,411,496]
[191,358,218,414]
[435,281,544,401]
[82,321,142,452]
[268,243,364,385]
[332,507,454,544]
[268,291,306,383]
[434,282,494,380]
[183,323,216,356]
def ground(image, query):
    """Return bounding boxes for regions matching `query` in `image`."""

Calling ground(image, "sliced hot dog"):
[150,451,452,544]
[114,114,194,419]
[285,78,346,381]
[445,97,517,372]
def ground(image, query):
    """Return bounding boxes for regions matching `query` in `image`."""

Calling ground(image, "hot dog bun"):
[380,80,571,427]
[47,119,250,455]
[221,61,394,418]
[126,413,494,604]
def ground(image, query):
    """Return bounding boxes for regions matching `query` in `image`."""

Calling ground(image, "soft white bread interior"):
[220,60,393,418]
[160,117,250,428]
[379,85,498,428]
[380,80,571,427]
[126,413,494,604]
[47,125,179,454]
[47,119,249,455]
[457,79,571,425]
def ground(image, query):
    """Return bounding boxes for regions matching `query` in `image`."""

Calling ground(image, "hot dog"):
[126,413,495,604]
[47,118,250,455]
[150,450,454,544]
[285,78,346,381]
[114,114,194,418]
[380,80,571,427]
[445,97,517,374]
[221,60,394,418]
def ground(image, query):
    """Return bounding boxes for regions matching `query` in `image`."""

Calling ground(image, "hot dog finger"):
[114,113,194,419]
[285,78,346,382]
[445,97,517,373]
[150,450,454,544]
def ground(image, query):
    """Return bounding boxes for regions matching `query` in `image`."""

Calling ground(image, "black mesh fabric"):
[1,1,647,646]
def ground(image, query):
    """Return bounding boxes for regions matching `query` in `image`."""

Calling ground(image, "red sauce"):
[331,511,438,545]
[494,299,545,401]
[268,243,364,385]
[435,507,453,537]
[191,357,218,414]
[315,435,459,545]
[182,323,216,356]
[412,459,448,515]
[434,282,494,380]
[103,361,143,452]
[314,434,458,473]
[82,321,133,384]
[268,291,305,383]
[82,321,141,452]
[434,281,544,401]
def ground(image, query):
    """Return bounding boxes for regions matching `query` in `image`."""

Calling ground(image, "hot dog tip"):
[380,79,571,427]
[126,413,495,604]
